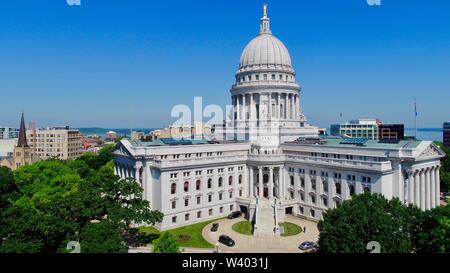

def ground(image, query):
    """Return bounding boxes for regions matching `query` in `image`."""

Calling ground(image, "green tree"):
[0,166,18,209]
[152,232,179,253]
[79,221,126,253]
[0,146,163,253]
[414,205,450,253]
[97,166,164,231]
[434,142,450,192]
[77,144,115,170]
[318,193,416,253]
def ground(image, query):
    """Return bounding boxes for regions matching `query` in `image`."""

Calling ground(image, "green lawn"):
[232,220,253,235]
[138,218,223,249]
[279,222,302,237]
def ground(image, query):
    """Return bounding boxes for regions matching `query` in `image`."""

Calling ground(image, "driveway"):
[202,215,319,253]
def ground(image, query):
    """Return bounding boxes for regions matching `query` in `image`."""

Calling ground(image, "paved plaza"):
[202,215,320,253]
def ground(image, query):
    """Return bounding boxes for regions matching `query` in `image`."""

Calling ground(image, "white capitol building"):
[113,6,444,232]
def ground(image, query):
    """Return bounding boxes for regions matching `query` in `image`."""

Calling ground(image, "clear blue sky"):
[0,0,449,129]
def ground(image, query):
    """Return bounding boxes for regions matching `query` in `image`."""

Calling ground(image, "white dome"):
[239,33,292,69]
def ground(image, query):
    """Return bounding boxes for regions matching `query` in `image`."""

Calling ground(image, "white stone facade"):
[113,6,444,231]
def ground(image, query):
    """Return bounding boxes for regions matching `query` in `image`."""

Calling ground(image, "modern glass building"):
[0,127,19,139]
[444,122,450,146]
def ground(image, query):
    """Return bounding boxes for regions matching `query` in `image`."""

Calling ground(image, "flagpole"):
[414,97,417,139]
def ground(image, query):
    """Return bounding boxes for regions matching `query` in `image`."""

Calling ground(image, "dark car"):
[298,241,316,251]
[227,211,242,219]
[210,223,219,232]
[308,246,320,253]
[219,235,235,247]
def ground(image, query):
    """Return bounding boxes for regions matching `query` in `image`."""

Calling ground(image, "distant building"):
[27,126,82,160]
[105,131,117,142]
[81,135,100,151]
[379,124,405,141]
[157,123,212,140]
[444,122,450,147]
[330,119,381,140]
[0,127,19,139]
[0,113,40,170]
[0,139,17,158]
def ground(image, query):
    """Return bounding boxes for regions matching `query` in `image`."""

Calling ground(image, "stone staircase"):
[254,198,278,236]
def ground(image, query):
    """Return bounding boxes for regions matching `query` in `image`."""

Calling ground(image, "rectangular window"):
[185,214,189,221]
[172,201,176,209]
[197,211,201,218]
[185,199,189,207]
[209,209,213,216]
[172,216,177,223]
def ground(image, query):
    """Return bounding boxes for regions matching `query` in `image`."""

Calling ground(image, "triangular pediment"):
[113,142,133,157]
[417,143,445,160]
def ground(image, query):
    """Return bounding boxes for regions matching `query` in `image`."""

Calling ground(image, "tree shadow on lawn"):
[124,228,161,247]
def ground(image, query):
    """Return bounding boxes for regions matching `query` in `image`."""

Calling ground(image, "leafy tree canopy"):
[152,232,180,253]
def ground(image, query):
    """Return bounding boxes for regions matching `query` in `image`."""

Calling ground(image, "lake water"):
[405,129,443,142]
[77,128,444,142]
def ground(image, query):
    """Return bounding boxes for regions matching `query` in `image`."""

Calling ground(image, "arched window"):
[184,181,189,192]
[218,177,223,187]
[207,178,212,189]
[228,176,233,186]
[196,180,201,191]
[238,175,242,184]
[171,183,176,194]
[335,183,341,195]
[349,184,355,196]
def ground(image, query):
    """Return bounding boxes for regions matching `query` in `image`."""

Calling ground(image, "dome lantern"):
[260,4,271,35]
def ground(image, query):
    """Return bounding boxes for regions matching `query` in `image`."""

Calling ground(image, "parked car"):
[211,223,219,232]
[219,235,235,247]
[227,211,242,219]
[308,246,320,253]
[298,241,316,250]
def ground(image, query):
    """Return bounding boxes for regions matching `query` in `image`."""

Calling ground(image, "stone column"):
[258,167,263,198]
[425,168,431,210]
[408,170,415,205]
[249,94,254,120]
[145,162,153,203]
[341,179,349,201]
[286,94,289,119]
[242,94,246,121]
[317,177,323,207]
[293,95,297,119]
[268,93,272,120]
[297,93,301,118]
[134,164,141,185]
[430,167,436,208]
[436,166,441,207]
[278,166,283,199]
[414,171,420,208]
[249,167,254,197]
[289,95,295,119]
[236,95,241,121]
[420,169,426,210]
[277,93,281,119]
[328,178,335,208]
[269,167,274,199]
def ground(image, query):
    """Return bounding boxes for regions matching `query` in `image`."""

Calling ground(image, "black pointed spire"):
[18,112,28,147]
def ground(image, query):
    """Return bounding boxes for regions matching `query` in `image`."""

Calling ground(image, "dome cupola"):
[238,4,294,73]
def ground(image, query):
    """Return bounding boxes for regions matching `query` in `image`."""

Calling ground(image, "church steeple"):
[17,112,28,147]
